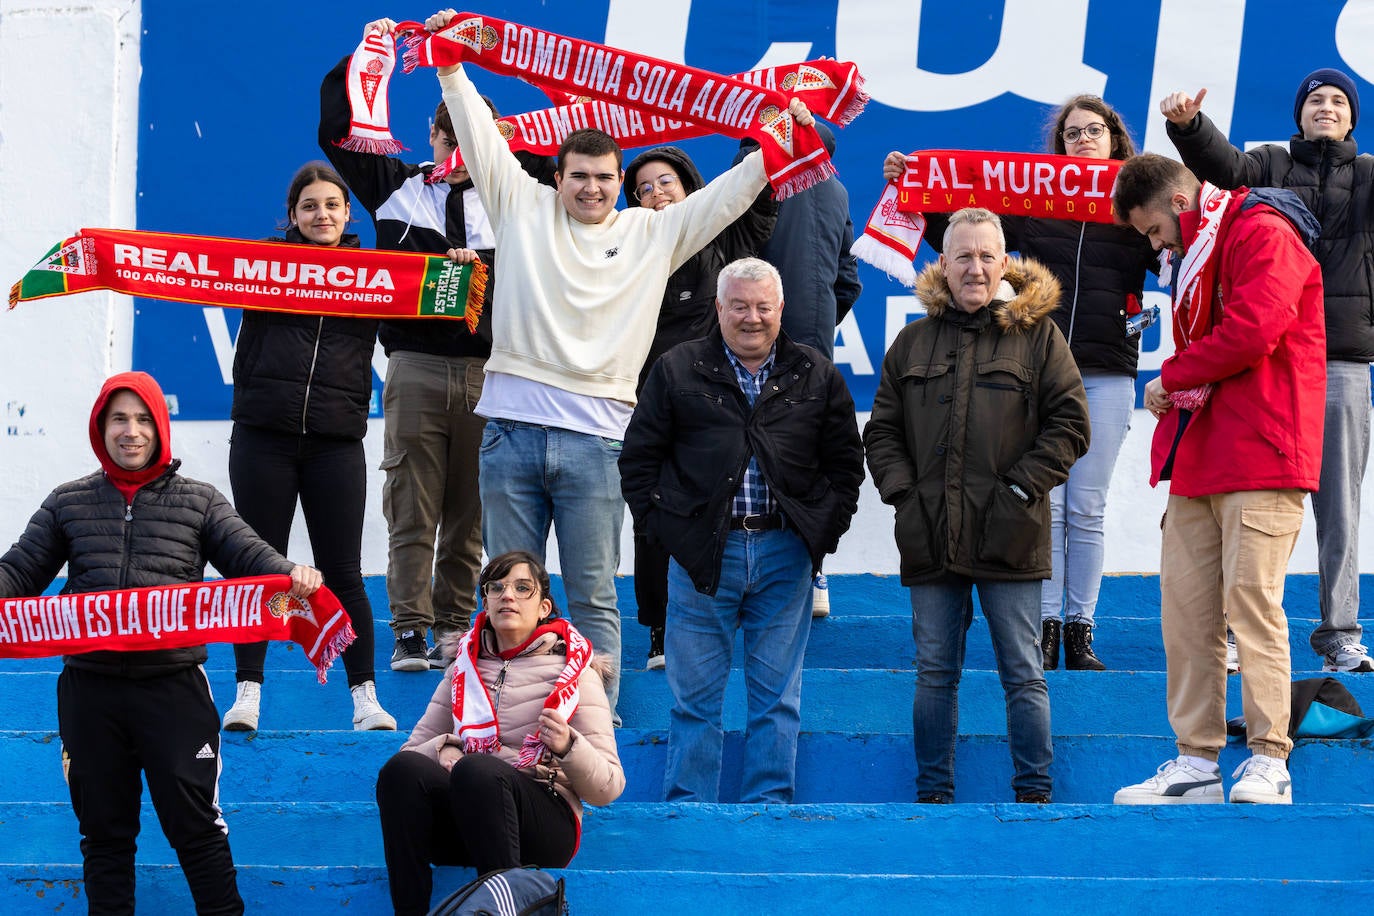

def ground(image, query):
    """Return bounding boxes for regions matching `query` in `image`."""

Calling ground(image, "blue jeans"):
[911,574,1052,799]
[1041,372,1134,625]
[479,420,624,716]
[1311,361,1371,655]
[663,529,813,803]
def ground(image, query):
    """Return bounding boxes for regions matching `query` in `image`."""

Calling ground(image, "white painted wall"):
[0,0,1358,578]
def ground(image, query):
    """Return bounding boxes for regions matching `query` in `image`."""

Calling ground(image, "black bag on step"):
[427,867,567,916]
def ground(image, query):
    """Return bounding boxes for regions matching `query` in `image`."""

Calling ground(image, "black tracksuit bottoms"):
[57,664,242,915]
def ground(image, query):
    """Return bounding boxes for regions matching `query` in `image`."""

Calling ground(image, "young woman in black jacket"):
[222,163,394,731]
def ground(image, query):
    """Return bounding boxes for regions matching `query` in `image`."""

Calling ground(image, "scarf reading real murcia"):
[0,576,355,683]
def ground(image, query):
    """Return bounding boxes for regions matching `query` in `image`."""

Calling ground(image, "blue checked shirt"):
[724,342,777,520]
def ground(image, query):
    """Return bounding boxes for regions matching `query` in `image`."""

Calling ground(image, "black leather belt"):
[730,514,784,531]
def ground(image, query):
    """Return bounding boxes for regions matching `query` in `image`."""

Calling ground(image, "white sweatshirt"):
[440,67,768,405]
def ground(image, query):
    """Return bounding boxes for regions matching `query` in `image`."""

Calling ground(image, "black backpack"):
[427,867,567,916]
[1226,676,1374,740]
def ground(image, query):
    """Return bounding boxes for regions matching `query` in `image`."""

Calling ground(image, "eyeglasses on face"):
[481,579,539,599]
[634,173,680,200]
[1061,123,1108,144]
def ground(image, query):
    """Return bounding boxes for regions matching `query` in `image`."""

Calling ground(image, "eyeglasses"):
[481,580,539,599]
[634,173,680,201]
[1061,123,1108,144]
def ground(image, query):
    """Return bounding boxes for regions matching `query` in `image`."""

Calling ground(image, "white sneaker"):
[1229,754,1293,804]
[222,681,261,732]
[812,574,830,619]
[1113,757,1223,805]
[1322,643,1374,673]
[351,680,397,731]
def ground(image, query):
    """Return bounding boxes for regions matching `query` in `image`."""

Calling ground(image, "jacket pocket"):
[894,490,937,573]
[976,480,1042,569]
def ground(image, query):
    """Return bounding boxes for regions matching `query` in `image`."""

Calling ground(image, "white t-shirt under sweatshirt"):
[439,66,769,439]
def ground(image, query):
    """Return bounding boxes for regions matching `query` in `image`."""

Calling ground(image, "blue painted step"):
[4,730,1371,805]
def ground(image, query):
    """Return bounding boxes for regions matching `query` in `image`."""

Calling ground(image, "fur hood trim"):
[914,256,1062,333]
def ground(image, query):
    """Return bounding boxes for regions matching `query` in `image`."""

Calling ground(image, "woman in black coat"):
[221,163,394,731]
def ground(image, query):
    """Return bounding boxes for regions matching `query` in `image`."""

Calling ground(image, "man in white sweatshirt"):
[408,10,813,719]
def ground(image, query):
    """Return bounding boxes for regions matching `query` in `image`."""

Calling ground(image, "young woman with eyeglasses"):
[882,95,1159,671]
[375,549,623,915]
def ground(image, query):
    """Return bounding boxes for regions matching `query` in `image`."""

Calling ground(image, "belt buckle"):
[742,514,765,531]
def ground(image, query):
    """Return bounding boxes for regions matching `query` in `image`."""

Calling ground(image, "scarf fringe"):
[463,734,502,755]
[7,280,20,309]
[836,75,869,126]
[314,621,357,684]
[852,234,918,287]
[516,732,552,768]
[771,159,837,201]
[336,135,406,156]
[464,259,488,333]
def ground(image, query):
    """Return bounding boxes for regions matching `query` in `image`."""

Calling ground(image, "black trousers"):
[228,424,375,687]
[632,532,669,628]
[57,665,242,915]
[375,750,578,916]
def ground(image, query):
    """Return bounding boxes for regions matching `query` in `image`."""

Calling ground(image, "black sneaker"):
[1016,792,1052,804]
[646,626,665,671]
[390,630,430,672]
[427,643,448,670]
[917,793,950,804]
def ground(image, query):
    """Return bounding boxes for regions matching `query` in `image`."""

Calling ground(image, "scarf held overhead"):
[338,29,406,155]
[397,13,834,198]
[450,612,592,768]
[423,58,868,184]
[9,228,488,331]
[0,576,354,683]
[853,151,1123,287]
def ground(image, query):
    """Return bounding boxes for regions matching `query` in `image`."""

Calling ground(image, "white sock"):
[1181,754,1219,773]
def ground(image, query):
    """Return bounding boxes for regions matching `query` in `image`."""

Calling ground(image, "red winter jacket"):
[1152,188,1326,497]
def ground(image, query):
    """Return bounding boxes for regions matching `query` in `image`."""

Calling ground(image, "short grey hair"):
[716,257,783,303]
[942,207,1006,253]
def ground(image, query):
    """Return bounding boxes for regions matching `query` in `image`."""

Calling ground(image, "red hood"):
[89,371,174,493]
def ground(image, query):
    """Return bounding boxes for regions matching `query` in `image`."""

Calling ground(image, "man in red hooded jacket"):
[0,372,322,915]
[1110,154,1325,806]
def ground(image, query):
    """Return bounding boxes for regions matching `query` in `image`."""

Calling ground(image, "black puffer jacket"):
[1168,112,1373,362]
[923,212,1157,376]
[624,146,778,391]
[0,462,294,677]
[619,328,865,595]
[230,229,378,440]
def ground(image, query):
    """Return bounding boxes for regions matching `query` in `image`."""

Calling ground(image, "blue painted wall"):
[131,0,1370,418]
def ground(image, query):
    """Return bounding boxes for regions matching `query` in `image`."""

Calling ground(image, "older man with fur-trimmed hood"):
[864,207,1089,805]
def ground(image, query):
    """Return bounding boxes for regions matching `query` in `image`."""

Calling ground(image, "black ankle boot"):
[1064,621,1106,671]
[1041,619,1061,670]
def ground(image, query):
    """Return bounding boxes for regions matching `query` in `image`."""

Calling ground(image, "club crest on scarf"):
[438,17,497,53]
[758,105,794,157]
[267,591,318,627]
[784,65,833,94]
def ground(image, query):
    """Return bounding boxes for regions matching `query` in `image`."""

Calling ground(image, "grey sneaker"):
[1229,755,1292,804]
[1113,757,1223,805]
[1226,631,1240,675]
[1322,643,1374,672]
[390,630,430,672]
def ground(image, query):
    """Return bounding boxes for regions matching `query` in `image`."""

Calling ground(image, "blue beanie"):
[1294,68,1359,133]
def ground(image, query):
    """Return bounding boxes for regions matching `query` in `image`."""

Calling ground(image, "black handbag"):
[427,867,567,916]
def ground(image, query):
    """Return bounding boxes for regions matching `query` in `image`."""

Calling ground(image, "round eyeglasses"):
[1061,123,1108,144]
[634,173,680,201]
[481,580,538,599]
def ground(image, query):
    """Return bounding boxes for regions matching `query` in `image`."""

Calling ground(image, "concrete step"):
[5,801,1373,877]
[5,863,1369,915]
[5,729,1371,805]
[6,668,1373,735]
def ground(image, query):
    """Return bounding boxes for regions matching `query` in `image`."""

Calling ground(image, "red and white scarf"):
[1165,182,1233,411]
[396,14,834,198]
[425,58,866,185]
[337,30,406,155]
[10,228,488,332]
[450,612,592,767]
[854,150,1123,287]
[0,576,354,683]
